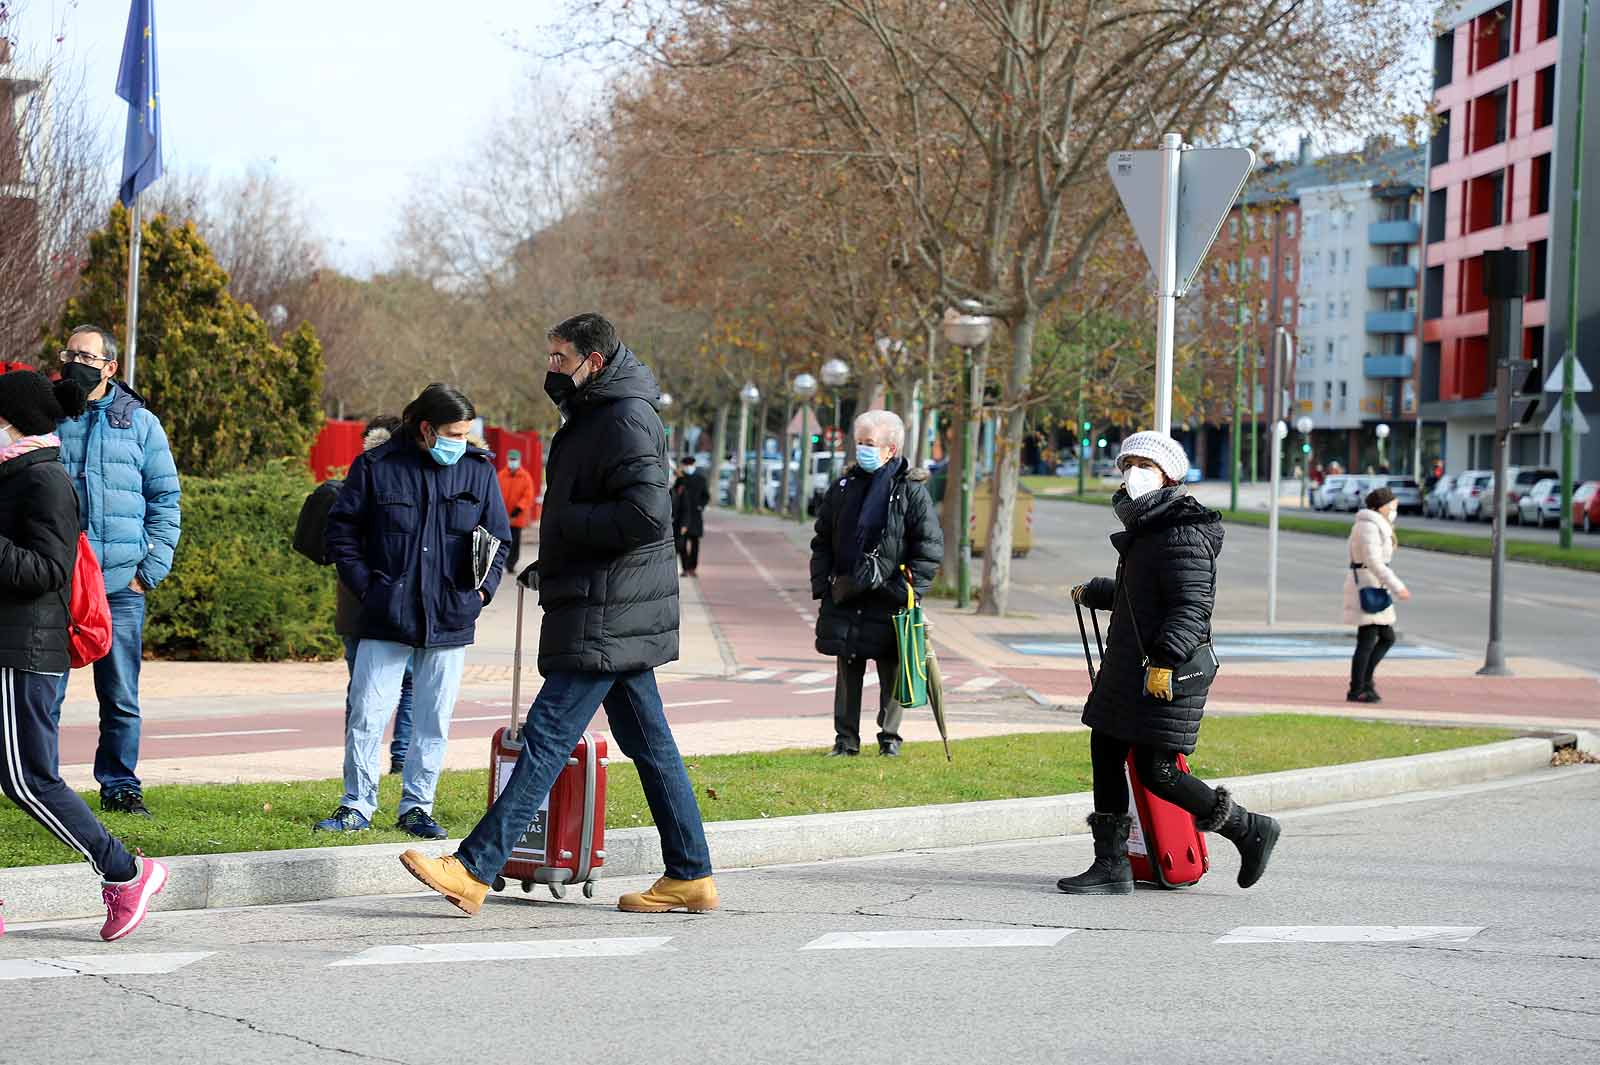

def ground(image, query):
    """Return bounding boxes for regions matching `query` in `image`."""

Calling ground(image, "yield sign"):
[1108,146,1255,297]
[1542,352,1594,393]
[1542,404,1591,435]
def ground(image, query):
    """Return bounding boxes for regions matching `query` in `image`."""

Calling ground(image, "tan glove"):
[1144,666,1174,701]
[1071,583,1088,604]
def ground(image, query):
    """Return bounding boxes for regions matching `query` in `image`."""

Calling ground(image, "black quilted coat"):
[0,448,78,674]
[1079,486,1223,754]
[810,460,944,661]
[534,346,679,676]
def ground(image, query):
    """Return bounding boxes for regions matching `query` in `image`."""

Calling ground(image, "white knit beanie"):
[1117,431,1189,483]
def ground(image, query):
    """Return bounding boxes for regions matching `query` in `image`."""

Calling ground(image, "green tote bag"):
[892,571,929,709]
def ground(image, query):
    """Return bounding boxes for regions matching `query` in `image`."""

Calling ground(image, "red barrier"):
[309,419,542,514]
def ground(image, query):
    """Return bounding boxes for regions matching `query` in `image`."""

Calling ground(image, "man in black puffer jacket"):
[811,410,943,757]
[400,314,717,920]
[1059,431,1280,896]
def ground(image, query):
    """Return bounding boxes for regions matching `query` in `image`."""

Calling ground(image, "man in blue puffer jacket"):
[49,325,182,818]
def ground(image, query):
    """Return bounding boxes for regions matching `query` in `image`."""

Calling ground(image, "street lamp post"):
[658,392,675,480]
[1295,415,1314,509]
[737,383,760,511]
[792,372,818,523]
[941,302,994,611]
[1375,421,1390,470]
[820,359,850,481]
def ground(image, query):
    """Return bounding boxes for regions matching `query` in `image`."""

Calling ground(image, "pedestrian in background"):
[671,454,710,576]
[332,415,413,776]
[49,325,181,819]
[1062,432,1280,895]
[0,369,168,940]
[399,312,718,917]
[809,410,943,758]
[498,448,536,576]
[1344,485,1410,703]
[319,384,511,839]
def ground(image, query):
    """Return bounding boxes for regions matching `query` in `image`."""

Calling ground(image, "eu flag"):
[115,0,162,206]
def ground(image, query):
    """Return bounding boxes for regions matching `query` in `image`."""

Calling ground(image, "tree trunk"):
[712,403,730,507]
[978,313,1036,616]
[898,371,921,467]
[938,402,965,587]
[779,395,794,516]
[754,399,770,510]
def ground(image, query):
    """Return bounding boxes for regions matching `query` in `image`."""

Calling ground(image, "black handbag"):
[1116,556,1220,701]
[1351,563,1393,614]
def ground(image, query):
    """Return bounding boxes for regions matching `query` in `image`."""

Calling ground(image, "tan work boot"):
[400,850,490,916]
[617,876,719,913]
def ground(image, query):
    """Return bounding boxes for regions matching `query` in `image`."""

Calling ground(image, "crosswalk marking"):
[0,952,215,981]
[330,937,675,967]
[737,669,781,682]
[1217,926,1486,945]
[790,671,831,685]
[954,677,999,693]
[802,929,1075,951]
[147,728,299,741]
[664,699,733,709]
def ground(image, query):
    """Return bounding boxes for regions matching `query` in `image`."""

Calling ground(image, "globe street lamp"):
[820,358,850,482]
[1375,421,1390,470]
[793,372,819,523]
[941,301,994,610]
[737,383,760,512]
[658,391,675,475]
[1295,415,1314,509]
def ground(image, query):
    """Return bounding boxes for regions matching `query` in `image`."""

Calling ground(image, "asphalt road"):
[3,766,1595,1064]
[1009,498,1600,671]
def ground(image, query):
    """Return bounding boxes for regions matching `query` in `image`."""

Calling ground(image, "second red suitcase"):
[485,584,607,900]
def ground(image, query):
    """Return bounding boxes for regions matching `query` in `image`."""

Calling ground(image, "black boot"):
[1057,813,1134,895]
[1198,786,1281,889]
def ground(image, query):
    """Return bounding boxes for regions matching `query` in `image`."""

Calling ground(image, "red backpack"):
[66,534,113,668]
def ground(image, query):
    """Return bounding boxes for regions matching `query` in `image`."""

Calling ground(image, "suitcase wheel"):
[520,880,535,894]
[548,883,567,900]
[492,876,506,893]
[582,880,596,899]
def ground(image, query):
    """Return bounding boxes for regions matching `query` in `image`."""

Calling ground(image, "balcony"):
[1364,354,1415,379]
[1368,220,1420,245]
[1366,309,1417,334]
[1367,264,1418,290]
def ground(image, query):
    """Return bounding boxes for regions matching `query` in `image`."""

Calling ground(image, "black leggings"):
[1351,624,1396,693]
[1089,729,1217,818]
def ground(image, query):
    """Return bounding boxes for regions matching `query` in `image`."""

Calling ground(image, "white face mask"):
[1124,465,1165,500]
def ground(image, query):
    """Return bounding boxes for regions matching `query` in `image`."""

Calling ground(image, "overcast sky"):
[12,0,572,273]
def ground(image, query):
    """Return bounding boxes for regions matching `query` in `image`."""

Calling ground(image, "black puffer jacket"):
[1080,487,1222,753]
[0,448,79,674]
[670,470,710,538]
[535,346,678,675]
[810,460,944,660]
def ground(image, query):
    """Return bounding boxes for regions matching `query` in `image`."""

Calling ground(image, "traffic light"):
[1081,437,1090,448]
[1301,443,1311,454]
[1097,437,1107,448]
[810,434,821,445]
[1082,420,1091,430]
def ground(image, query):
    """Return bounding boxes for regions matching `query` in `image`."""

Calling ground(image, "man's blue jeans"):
[50,586,146,797]
[341,640,463,821]
[456,669,712,886]
[341,637,414,765]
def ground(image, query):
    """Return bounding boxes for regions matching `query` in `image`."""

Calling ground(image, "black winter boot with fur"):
[1197,786,1281,889]
[1057,813,1134,895]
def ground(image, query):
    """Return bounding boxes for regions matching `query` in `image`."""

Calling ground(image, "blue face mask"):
[429,435,467,467]
[856,444,883,472]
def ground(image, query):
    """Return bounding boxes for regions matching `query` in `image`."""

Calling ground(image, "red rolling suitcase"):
[1075,600,1209,889]
[486,584,607,900]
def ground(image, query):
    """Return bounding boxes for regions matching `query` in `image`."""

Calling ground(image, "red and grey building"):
[1420,0,1599,477]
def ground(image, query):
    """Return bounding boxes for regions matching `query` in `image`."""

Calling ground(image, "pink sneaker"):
[100,858,167,942]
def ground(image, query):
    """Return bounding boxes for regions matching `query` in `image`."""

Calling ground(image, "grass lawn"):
[1021,474,1116,500]
[0,715,1510,869]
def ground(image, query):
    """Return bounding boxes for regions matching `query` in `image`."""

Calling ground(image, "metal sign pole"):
[124,197,142,391]
[1153,132,1182,436]
[1266,327,1291,627]
[1480,249,1525,676]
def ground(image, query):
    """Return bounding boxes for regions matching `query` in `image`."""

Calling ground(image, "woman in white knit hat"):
[1062,430,1281,895]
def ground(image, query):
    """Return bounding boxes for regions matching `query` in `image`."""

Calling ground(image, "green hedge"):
[144,460,341,661]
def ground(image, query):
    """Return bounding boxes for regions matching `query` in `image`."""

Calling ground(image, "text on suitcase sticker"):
[495,755,551,863]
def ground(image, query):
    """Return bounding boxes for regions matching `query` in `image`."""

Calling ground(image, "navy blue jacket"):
[325,432,512,649]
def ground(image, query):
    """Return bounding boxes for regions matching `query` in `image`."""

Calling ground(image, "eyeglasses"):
[58,349,113,365]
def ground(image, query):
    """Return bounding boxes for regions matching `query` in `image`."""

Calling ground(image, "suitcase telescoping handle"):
[510,582,526,741]
[1074,599,1104,689]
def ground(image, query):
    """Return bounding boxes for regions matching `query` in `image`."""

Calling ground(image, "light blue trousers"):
[341,640,464,820]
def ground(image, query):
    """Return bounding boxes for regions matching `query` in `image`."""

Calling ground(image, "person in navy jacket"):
[318,384,511,839]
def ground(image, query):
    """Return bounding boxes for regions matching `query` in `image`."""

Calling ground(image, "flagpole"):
[124,196,141,391]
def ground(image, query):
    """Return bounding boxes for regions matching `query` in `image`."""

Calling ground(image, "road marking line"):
[790,671,830,685]
[0,952,215,981]
[451,715,510,724]
[794,686,834,695]
[1216,926,1485,945]
[665,699,733,709]
[737,669,781,682]
[802,929,1075,951]
[330,937,675,967]
[955,677,1000,693]
[147,729,299,742]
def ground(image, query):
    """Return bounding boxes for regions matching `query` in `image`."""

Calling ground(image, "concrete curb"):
[0,737,1564,923]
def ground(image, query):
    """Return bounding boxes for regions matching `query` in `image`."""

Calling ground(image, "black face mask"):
[543,370,578,408]
[62,361,105,395]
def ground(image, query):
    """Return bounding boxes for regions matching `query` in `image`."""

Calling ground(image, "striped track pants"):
[0,666,136,883]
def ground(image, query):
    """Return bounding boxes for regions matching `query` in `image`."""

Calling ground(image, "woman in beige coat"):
[1343,485,1410,702]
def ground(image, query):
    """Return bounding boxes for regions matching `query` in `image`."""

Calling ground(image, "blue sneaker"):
[396,808,446,840]
[314,806,370,833]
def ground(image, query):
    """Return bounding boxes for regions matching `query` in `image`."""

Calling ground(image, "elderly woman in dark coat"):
[1060,431,1280,895]
[810,410,943,757]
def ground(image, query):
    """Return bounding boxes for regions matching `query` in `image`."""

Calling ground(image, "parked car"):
[1336,475,1382,512]
[1423,473,1456,519]
[1312,474,1352,511]
[1374,475,1424,514]
[1517,478,1566,528]
[1502,466,1560,523]
[1446,470,1493,521]
[1575,481,1600,533]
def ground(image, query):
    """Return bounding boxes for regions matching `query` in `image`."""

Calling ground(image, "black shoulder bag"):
[1115,551,1221,701]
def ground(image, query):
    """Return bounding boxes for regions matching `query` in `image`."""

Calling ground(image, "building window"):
[1424,264,1445,319]
[1433,31,1455,89]
[1245,215,1257,241]
[1259,297,1268,321]
[1243,258,1254,279]
[1326,340,1335,365]
[1461,256,1488,314]
[1324,381,1334,405]
[1305,213,1320,240]
[1284,256,1295,282]
[1330,209,1341,232]
[1229,216,1239,237]
[1339,381,1349,411]
[1343,248,1352,273]
[1227,261,1237,282]
[1328,250,1337,272]
[1342,294,1351,320]
[1427,189,1447,243]
[1541,0,1559,40]
[1537,66,1556,129]
[1327,298,1336,321]
[1465,170,1505,232]
[1259,255,1269,278]
[1282,297,1294,321]
[1297,382,1314,402]
[1533,153,1552,214]
[1430,110,1452,167]
[1470,87,1510,152]
[1344,208,1356,230]
[1471,3,1512,73]
[1307,302,1318,324]
[1242,306,1254,325]
[1385,245,1408,267]
[1530,239,1549,299]
[1285,212,1297,238]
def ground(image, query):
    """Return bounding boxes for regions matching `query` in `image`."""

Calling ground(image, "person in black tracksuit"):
[1060,431,1281,895]
[671,456,710,575]
[810,410,943,757]
[0,371,142,891]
